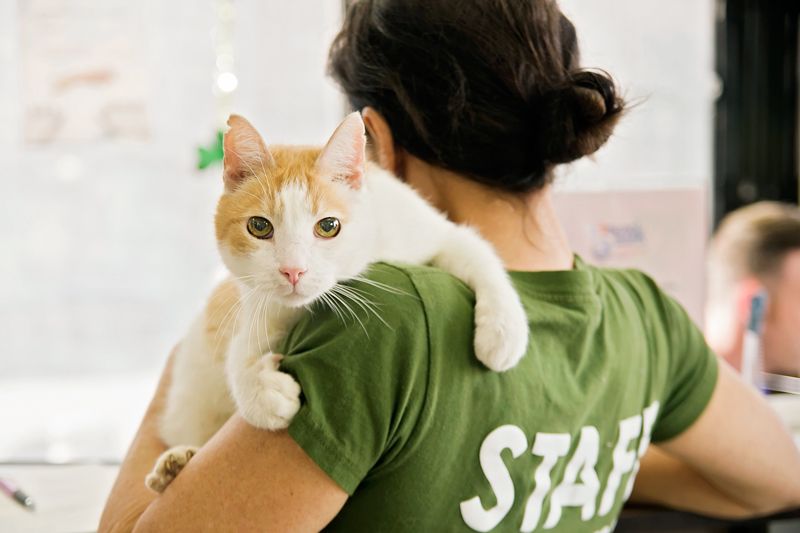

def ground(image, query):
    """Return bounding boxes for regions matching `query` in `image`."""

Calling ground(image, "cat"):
[145,112,529,492]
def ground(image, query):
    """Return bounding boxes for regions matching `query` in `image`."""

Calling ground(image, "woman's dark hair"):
[328,0,624,192]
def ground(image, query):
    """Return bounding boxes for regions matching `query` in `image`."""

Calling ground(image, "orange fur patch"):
[203,278,240,363]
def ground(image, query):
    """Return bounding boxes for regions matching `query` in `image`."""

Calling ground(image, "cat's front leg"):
[227,348,301,431]
[434,225,529,371]
[472,278,529,372]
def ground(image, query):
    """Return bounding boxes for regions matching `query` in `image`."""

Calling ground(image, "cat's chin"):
[276,292,317,309]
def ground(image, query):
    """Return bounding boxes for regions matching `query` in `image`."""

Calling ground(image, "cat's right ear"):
[316,112,366,190]
[223,115,274,191]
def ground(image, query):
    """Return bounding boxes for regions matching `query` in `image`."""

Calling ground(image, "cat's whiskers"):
[206,284,241,325]
[254,154,274,198]
[248,288,265,357]
[351,275,413,297]
[213,282,263,358]
[210,276,264,337]
[318,291,346,325]
[254,290,266,356]
[257,288,276,356]
[326,288,369,335]
[229,185,266,206]
[331,284,390,329]
[335,283,381,305]
[228,283,265,345]
[263,290,279,355]
[213,281,258,344]
[331,284,377,317]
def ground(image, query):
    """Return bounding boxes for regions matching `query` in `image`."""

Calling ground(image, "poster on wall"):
[19,0,150,144]
[553,188,708,326]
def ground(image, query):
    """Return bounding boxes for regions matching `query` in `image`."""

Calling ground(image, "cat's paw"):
[145,445,198,493]
[265,351,284,370]
[473,292,529,372]
[235,360,301,431]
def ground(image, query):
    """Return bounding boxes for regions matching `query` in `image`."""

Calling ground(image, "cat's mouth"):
[278,286,315,308]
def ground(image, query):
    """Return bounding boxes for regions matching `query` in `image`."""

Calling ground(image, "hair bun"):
[544,70,624,165]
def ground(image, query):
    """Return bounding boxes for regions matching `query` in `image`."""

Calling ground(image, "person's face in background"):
[762,250,800,375]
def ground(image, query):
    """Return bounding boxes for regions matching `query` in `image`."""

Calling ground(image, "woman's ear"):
[362,106,399,174]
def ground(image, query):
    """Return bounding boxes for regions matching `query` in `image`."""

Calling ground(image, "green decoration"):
[197,130,225,170]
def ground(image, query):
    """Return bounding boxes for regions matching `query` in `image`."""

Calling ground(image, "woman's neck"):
[402,156,574,271]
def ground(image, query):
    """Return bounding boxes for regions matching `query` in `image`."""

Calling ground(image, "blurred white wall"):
[0,0,343,379]
[556,0,717,191]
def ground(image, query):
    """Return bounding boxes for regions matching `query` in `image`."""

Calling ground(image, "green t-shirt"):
[279,258,718,532]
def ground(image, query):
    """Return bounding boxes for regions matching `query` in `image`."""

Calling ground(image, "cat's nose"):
[279,267,307,286]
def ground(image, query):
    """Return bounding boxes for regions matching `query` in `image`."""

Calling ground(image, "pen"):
[0,477,36,512]
[741,291,767,390]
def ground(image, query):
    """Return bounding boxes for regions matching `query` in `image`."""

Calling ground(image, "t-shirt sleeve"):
[277,264,430,494]
[649,286,719,443]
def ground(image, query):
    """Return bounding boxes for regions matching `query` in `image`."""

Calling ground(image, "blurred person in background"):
[705,201,800,377]
[101,1,800,531]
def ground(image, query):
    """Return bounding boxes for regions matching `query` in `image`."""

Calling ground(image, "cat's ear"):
[223,115,274,191]
[316,112,366,190]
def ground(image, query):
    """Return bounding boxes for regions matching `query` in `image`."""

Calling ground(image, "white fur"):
[316,112,366,187]
[150,116,530,491]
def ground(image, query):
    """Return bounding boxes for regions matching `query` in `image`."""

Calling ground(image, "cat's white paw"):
[235,358,301,431]
[145,445,198,493]
[473,291,529,372]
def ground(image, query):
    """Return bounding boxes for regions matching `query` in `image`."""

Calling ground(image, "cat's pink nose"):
[280,267,307,286]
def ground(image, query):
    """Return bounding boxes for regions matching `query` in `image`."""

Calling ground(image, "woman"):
[100,1,800,531]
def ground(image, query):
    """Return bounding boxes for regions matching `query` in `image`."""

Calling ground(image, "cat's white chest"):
[227,296,304,361]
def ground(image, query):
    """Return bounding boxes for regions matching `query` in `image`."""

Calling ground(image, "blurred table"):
[0,463,117,533]
[618,505,800,532]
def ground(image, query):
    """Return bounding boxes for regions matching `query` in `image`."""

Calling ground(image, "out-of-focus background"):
[0,0,797,467]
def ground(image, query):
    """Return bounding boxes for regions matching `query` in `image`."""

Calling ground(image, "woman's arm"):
[99,354,348,533]
[631,446,755,518]
[631,362,800,517]
[98,354,173,532]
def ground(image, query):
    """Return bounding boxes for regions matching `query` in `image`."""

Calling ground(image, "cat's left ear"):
[223,115,274,191]
[316,112,366,190]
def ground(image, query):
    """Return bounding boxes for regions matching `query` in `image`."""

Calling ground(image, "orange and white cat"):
[146,113,528,492]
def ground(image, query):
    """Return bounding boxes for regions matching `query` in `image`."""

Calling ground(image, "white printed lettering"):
[460,425,528,532]
[598,414,642,516]
[519,433,571,532]
[543,426,601,528]
[623,401,660,500]
[461,403,661,531]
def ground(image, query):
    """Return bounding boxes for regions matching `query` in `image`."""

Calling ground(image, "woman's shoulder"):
[587,262,673,314]
[348,261,476,317]
[579,261,703,343]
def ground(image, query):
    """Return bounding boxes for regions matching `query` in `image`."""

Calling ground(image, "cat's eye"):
[315,217,341,238]
[247,216,274,239]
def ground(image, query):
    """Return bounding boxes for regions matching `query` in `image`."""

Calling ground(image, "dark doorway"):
[714,0,799,228]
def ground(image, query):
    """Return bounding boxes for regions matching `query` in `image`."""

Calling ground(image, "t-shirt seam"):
[402,271,435,461]
[357,264,431,483]
[297,410,363,471]
[288,410,363,494]
[651,356,719,442]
